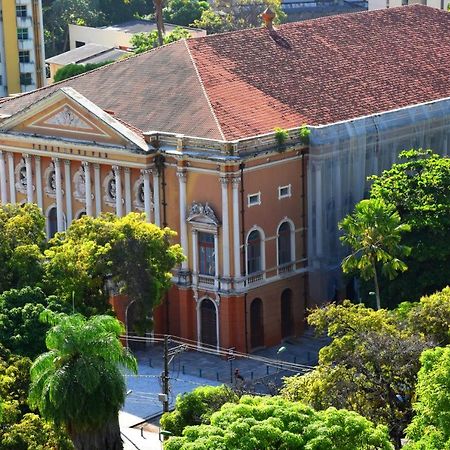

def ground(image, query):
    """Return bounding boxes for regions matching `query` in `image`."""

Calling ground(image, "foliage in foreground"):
[0,203,46,293]
[53,62,112,82]
[161,385,238,436]
[404,346,450,450]
[281,298,442,448]
[28,313,137,450]
[369,150,450,305]
[0,286,68,359]
[0,345,71,449]
[162,0,210,26]
[339,198,410,310]
[44,213,184,332]
[164,395,393,450]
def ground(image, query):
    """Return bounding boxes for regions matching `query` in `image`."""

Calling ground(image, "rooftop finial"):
[262,7,276,30]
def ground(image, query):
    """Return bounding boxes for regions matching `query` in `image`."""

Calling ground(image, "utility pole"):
[162,335,169,413]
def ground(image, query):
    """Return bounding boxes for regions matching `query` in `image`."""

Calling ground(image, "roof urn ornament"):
[262,7,276,30]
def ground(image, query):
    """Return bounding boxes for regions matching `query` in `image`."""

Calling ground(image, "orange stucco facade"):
[0,88,309,353]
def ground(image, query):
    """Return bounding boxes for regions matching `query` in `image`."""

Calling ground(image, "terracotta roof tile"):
[1,5,449,140]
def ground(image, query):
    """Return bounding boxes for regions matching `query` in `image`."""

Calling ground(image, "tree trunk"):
[153,0,165,46]
[68,416,123,450]
[373,263,381,310]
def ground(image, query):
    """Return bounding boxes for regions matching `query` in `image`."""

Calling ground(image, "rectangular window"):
[16,5,27,17]
[247,192,261,207]
[198,232,215,276]
[278,184,291,199]
[19,50,30,63]
[17,28,28,40]
[20,72,32,85]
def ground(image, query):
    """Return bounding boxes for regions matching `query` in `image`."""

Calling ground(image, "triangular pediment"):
[0,87,148,151]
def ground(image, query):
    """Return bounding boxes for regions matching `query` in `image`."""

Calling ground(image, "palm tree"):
[28,313,137,450]
[153,0,165,46]
[339,199,411,310]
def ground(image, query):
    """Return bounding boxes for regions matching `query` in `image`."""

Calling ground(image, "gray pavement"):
[121,327,328,421]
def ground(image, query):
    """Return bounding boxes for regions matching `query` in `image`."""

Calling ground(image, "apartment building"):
[0,0,45,97]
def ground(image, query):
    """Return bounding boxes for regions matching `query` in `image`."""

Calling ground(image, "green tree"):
[395,286,450,346]
[370,150,450,305]
[53,62,112,82]
[44,213,184,331]
[0,203,46,294]
[281,301,431,449]
[161,385,238,436]
[131,26,191,53]
[164,395,393,449]
[339,198,410,310]
[29,313,137,450]
[163,0,209,26]
[0,286,67,359]
[404,346,450,450]
[192,0,286,34]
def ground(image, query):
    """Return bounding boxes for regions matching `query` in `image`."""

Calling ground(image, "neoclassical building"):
[0,5,449,351]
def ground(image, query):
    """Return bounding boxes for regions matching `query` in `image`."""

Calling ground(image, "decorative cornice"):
[187,202,220,226]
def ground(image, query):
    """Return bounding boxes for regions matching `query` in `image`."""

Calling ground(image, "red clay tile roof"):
[1,5,449,140]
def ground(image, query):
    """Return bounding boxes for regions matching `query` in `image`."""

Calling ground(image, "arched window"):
[48,207,57,239]
[278,222,292,265]
[247,230,262,274]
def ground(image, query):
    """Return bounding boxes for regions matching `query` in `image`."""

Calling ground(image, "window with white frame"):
[17,28,28,40]
[198,232,215,276]
[247,192,261,207]
[278,184,291,199]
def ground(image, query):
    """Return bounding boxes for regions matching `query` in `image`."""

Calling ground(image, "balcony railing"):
[278,262,295,275]
[198,274,215,287]
[246,271,264,285]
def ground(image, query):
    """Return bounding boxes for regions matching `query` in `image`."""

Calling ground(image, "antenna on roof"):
[262,7,276,30]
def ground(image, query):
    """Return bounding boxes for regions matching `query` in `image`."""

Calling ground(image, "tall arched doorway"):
[281,289,294,339]
[48,207,57,239]
[250,298,264,349]
[200,299,217,347]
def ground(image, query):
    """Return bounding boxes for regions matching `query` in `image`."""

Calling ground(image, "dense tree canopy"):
[281,300,433,448]
[192,0,286,34]
[44,213,184,331]
[404,346,450,450]
[43,0,152,56]
[29,313,137,450]
[161,385,238,436]
[130,27,191,53]
[339,199,410,309]
[0,286,66,359]
[0,204,46,293]
[369,150,450,305]
[162,0,209,26]
[53,62,112,82]
[164,395,393,450]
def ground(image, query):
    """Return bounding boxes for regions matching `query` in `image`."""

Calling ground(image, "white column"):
[220,176,230,278]
[24,154,33,203]
[94,164,101,216]
[153,171,161,227]
[54,158,64,232]
[7,153,16,203]
[232,177,241,279]
[113,165,122,217]
[35,156,43,209]
[192,229,198,285]
[64,160,72,224]
[82,161,93,216]
[142,169,152,222]
[124,168,131,214]
[0,151,7,204]
[177,169,188,270]
[214,232,219,289]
